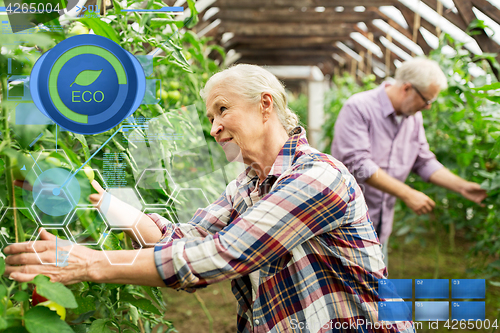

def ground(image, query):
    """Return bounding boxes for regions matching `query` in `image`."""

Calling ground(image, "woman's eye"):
[220,106,227,113]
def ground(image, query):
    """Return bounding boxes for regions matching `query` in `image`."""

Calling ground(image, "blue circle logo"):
[30,35,146,135]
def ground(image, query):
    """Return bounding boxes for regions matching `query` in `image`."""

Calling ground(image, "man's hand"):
[460,182,487,205]
[402,188,435,215]
[429,168,488,205]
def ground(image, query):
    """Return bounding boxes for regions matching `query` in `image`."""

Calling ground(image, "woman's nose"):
[210,121,223,137]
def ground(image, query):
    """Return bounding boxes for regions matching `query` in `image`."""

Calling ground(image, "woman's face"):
[205,83,266,164]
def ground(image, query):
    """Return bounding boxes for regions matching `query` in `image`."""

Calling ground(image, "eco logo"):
[30,34,146,135]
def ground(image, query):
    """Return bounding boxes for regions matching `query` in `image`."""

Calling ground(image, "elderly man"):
[331,58,487,265]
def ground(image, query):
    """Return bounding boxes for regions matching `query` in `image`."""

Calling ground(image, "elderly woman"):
[5,65,414,333]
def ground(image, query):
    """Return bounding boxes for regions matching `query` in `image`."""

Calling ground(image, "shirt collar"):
[239,126,308,187]
[378,81,396,118]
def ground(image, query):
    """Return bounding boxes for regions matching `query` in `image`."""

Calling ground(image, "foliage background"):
[320,32,500,330]
[0,0,237,331]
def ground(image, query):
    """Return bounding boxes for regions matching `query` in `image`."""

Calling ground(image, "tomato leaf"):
[32,275,77,309]
[24,306,73,333]
[0,257,5,276]
[120,293,161,315]
[73,295,96,315]
[79,18,120,44]
[88,319,113,333]
[13,290,30,302]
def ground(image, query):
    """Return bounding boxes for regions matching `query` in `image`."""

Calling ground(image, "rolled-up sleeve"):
[331,101,379,183]
[411,119,444,181]
[154,161,351,290]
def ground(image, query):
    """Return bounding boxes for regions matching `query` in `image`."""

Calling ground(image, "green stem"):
[432,214,441,279]
[2,281,16,317]
[449,221,455,253]
[1,76,14,232]
[193,293,213,333]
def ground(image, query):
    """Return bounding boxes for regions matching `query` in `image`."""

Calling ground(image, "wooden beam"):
[214,8,381,23]
[236,55,330,67]
[219,22,356,36]
[225,35,351,49]
[365,22,419,58]
[396,4,433,54]
[471,0,500,25]
[354,25,404,64]
[420,0,468,30]
[370,7,413,40]
[214,0,398,8]
[454,0,500,79]
[235,47,340,58]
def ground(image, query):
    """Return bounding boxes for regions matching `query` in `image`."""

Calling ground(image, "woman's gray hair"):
[394,58,448,91]
[200,64,299,135]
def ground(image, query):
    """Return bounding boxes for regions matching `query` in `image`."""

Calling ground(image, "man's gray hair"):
[200,64,299,135]
[394,58,448,91]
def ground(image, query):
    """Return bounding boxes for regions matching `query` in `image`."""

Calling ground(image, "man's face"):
[399,83,440,117]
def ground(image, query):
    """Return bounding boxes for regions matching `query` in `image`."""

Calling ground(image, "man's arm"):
[366,168,435,215]
[330,101,379,183]
[428,168,487,204]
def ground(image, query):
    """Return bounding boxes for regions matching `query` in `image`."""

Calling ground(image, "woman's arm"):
[4,229,165,286]
[4,181,237,286]
[90,180,162,245]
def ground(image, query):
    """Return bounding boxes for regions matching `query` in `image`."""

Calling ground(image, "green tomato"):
[9,155,24,181]
[37,301,66,321]
[183,51,192,60]
[158,89,168,100]
[201,73,209,80]
[169,81,180,90]
[2,297,13,309]
[83,165,95,183]
[45,157,62,167]
[168,90,181,101]
[69,22,89,35]
[6,306,21,316]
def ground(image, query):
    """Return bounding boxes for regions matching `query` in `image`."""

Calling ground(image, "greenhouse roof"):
[170,0,500,79]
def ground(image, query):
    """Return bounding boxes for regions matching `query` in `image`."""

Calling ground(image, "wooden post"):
[436,0,443,38]
[367,32,373,75]
[385,33,392,77]
[351,58,357,78]
[412,1,421,56]
[358,51,365,77]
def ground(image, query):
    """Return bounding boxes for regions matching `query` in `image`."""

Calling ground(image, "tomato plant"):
[0,0,231,331]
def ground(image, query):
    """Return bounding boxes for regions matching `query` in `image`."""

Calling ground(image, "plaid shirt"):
[153,128,415,333]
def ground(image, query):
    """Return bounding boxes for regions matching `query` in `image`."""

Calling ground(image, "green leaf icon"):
[70,69,102,87]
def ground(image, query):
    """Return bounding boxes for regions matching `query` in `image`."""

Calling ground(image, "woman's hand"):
[4,228,99,284]
[14,178,106,209]
[89,180,106,208]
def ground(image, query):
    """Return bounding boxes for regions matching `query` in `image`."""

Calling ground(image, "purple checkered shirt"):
[151,127,415,332]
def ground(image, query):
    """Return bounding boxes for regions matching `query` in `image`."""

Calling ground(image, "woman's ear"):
[260,92,273,121]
